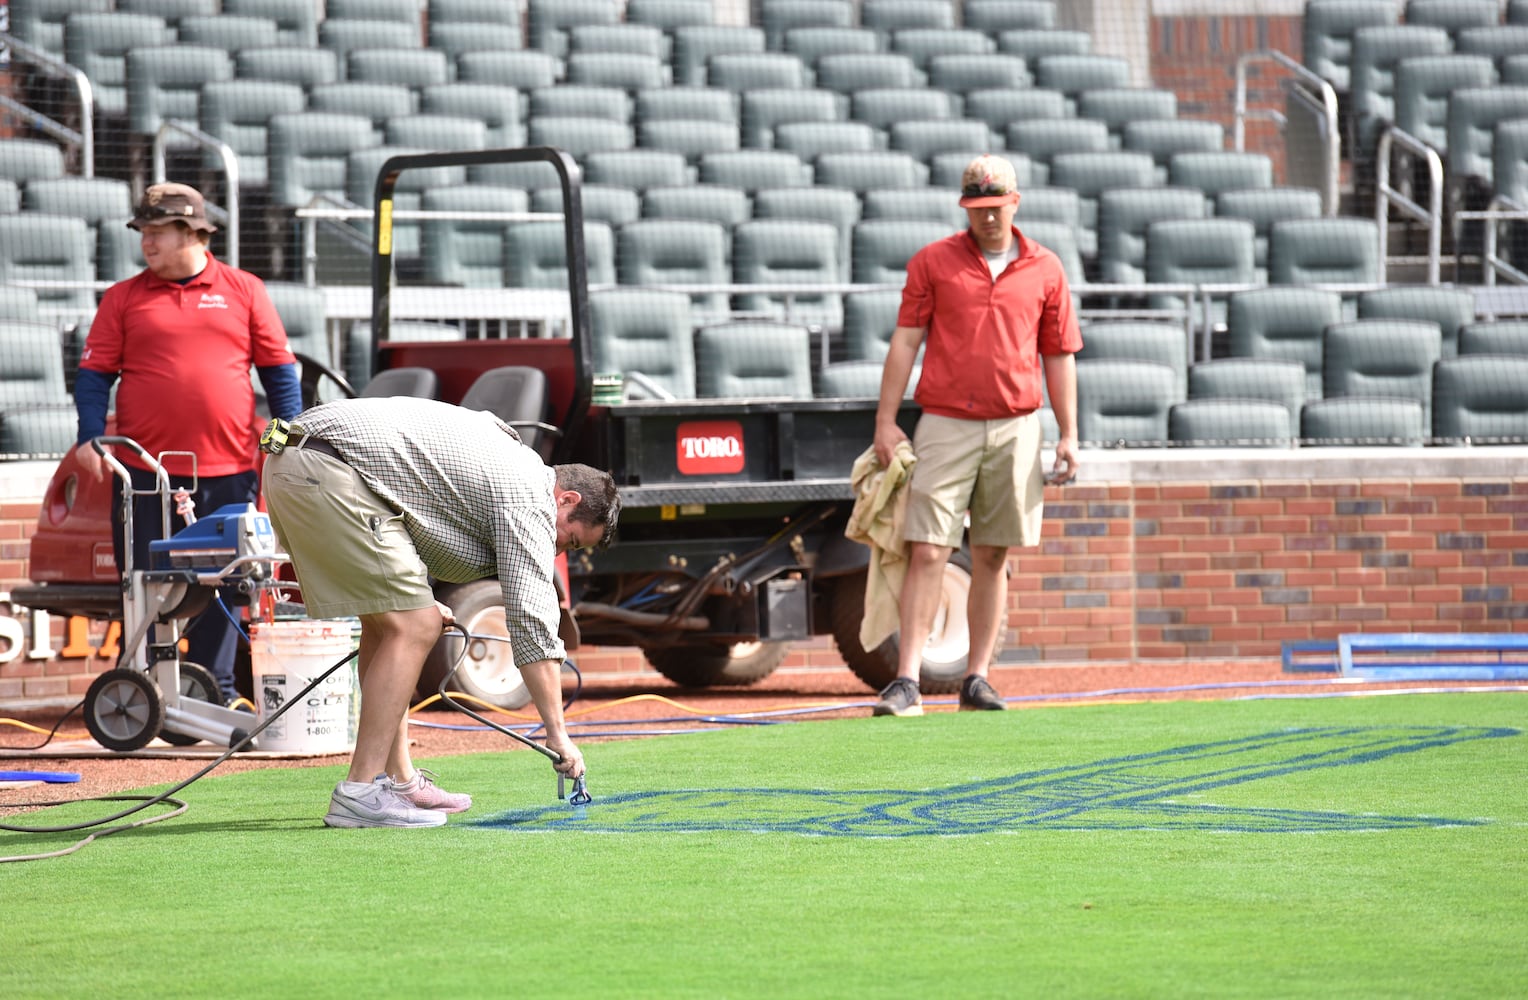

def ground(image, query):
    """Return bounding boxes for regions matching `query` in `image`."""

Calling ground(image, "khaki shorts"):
[261,444,434,620]
[904,412,1045,549]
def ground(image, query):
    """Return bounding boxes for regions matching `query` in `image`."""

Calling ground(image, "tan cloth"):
[845,441,917,652]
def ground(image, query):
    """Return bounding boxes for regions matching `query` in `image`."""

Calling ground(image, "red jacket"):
[896,227,1082,419]
[80,255,294,476]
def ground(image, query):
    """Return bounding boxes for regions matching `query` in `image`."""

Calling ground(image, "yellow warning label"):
[661,505,676,520]
[377,200,393,256]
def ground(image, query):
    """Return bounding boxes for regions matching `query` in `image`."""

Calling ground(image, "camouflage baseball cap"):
[127,182,217,233]
[958,154,1021,208]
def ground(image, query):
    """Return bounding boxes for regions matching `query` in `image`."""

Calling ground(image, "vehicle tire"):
[158,661,221,746]
[829,549,977,695]
[644,640,792,688]
[419,580,534,711]
[84,668,165,752]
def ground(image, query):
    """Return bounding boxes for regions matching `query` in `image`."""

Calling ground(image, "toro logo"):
[676,420,745,475]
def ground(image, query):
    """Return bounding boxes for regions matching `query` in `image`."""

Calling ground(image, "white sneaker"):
[324,775,448,828]
[394,768,473,814]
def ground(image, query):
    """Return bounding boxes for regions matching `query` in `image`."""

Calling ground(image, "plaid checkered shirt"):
[292,396,563,668]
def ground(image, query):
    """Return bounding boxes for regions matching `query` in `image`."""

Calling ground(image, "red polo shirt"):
[80,254,294,477]
[896,226,1082,419]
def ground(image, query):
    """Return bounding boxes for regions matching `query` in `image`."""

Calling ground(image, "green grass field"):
[4,693,1525,999]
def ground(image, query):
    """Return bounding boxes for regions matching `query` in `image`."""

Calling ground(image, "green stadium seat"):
[888,120,995,166]
[861,0,955,38]
[695,320,815,400]
[1097,187,1208,285]
[585,149,691,192]
[672,25,765,88]
[1268,217,1381,304]
[264,281,331,368]
[0,214,98,314]
[759,0,853,52]
[1300,396,1426,446]
[236,47,339,90]
[741,88,844,149]
[420,185,529,289]
[1034,53,1132,114]
[1357,286,1476,358]
[1017,220,1085,286]
[851,219,956,285]
[23,176,138,282]
[642,184,751,238]
[1349,25,1451,154]
[309,83,412,136]
[1075,358,1178,447]
[752,186,862,281]
[386,114,487,152]
[531,86,633,124]
[1432,354,1528,442]
[815,52,924,95]
[224,0,318,47]
[995,29,1091,61]
[964,87,1068,147]
[345,144,464,257]
[706,53,810,92]
[1457,319,1528,356]
[1214,187,1325,279]
[199,80,308,189]
[891,29,995,73]
[1077,321,1190,399]
[1169,399,1294,448]
[1324,318,1443,426]
[625,0,713,31]
[1494,118,1528,202]
[64,12,173,115]
[1444,86,1528,191]
[841,288,904,362]
[1454,25,1528,64]
[527,0,618,61]
[427,20,524,61]
[1227,287,1344,399]
[1302,0,1398,93]
[566,52,669,91]
[775,121,879,162]
[1005,118,1110,186]
[347,48,450,95]
[0,319,75,450]
[505,220,615,289]
[176,14,278,51]
[1123,119,1226,184]
[850,88,954,135]
[116,0,214,24]
[455,50,558,92]
[699,150,810,191]
[635,87,739,127]
[571,23,666,58]
[926,53,1032,95]
[318,19,417,80]
[429,0,521,25]
[589,288,697,400]
[616,219,730,318]
[1168,151,1274,205]
[964,1,1056,34]
[861,188,966,230]
[637,118,741,166]
[1404,0,1499,37]
[422,84,526,148]
[528,116,634,158]
[531,184,641,229]
[0,286,43,322]
[818,359,902,399]
[733,219,843,328]
[7,0,112,59]
[1050,151,1158,261]
[1077,88,1179,148]
[1391,55,1497,155]
[328,0,420,31]
[0,138,66,186]
[816,151,930,193]
[267,111,380,209]
[1187,357,1306,437]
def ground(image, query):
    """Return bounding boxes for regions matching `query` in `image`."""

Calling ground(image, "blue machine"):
[148,503,278,573]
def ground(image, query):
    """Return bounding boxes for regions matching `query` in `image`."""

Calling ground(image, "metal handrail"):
[151,119,241,269]
[1234,50,1341,215]
[1375,125,1444,284]
[1454,196,1528,287]
[0,32,95,177]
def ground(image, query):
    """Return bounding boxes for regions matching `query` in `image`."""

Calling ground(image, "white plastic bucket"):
[250,620,359,754]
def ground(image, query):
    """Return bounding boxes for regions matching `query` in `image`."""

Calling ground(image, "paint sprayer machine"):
[80,436,288,753]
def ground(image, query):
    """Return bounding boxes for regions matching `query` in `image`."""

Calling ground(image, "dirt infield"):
[0,659,1471,815]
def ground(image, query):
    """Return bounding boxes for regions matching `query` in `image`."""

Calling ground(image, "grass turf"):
[3,693,1525,998]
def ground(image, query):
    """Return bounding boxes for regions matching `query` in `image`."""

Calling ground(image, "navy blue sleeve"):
[257,362,302,420]
[73,367,117,448]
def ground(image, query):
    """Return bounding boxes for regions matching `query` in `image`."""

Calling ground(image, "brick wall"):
[1149,13,1306,183]
[4,460,1526,703]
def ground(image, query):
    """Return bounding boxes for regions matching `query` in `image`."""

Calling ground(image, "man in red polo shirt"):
[74,183,301,703]
[870,154,1083,717]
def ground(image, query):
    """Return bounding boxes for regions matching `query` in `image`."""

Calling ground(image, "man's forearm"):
[518,657,569,739]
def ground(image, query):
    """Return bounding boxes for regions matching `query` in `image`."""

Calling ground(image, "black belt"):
[288,432,342,462]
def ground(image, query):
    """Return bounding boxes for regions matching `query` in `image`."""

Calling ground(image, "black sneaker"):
[872,677,923,717]
[959,674,1007,711]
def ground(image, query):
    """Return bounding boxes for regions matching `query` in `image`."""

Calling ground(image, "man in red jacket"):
[870,154,1083,717]
[74,183,301,702]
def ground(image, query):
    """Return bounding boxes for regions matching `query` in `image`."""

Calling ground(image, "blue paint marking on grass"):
[478,726,1519,836]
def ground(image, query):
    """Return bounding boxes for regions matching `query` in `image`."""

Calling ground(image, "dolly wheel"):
[159,662,221,747]
[84,668,166,752]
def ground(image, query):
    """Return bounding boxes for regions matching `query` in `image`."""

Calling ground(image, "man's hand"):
[873,421,910,468]
[75,442,106,482]
[1048,437,1080,486]
[544,734,585,779]
[435,600,456,628]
